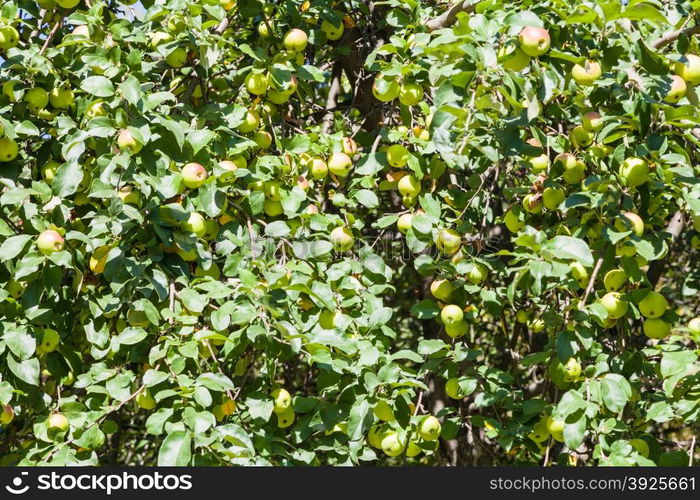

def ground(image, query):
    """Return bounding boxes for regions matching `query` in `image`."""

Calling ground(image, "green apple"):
[600,291,628,319]
[516,310,530,323]
[418,415,441,441]
[504,207,525,233]
[386,144,409,168]
[663,75,686,104]
[441,304,464,324]
[528,420,550,443]
[554,153,585,184]
[264,181,282,201]
[498,43,531,71]
[571,60,602,86]
[328,151,353,177]
[37,229,65,255]
[466,263,488,284]
[619,157,649,188]
[238,109,260,133]
[341,137,358,156]
[182,162,208,189]
[638,291,668,318]
[36,328,60,354]
[48,413,69,431]
[522,193,542,214]
[181,212,207,237]
[562,357,581,382]
[86,100,108,119]
[546,417,565,442]
[6,279,26,299]
[276,407,295,428]
[569,261,589,288]
[399,83,423,106]
[117,129,142,154]
[373,400,395,422]
[445,319,469,338]
[24,87,49,113]
[582,111,603,132]
[318,309,340,329]
[89,245,111,274]
[542,186,565,210]
[245,72,268,96]
[674,54,700,85]
[283,28,308,52]
[0,404,13,425]
[372,75,400,102]
[271,388,292,414]
[614,211,644,237]
[688,317,700,334]
[0,137,19,162]
[406,439,422,457]
[643,318,670,339]
[529,153,549,172]
[445,378,461,399]
[518,26,550,57]
[136,390,156,410]
[263,199,283,217]
[569,125,594,148]
[257,22,272,38]
[0,25,19,50]
[603,269,627,291]
[321,19,344,41]
[436,228,461,254]
[49,83,74,109]
[118,186,142,206]
[430,279,454,301]
[149,31,172,49]
[330,226,354,251]
[368,425,389,448]
[309,158,328,179]
[398,174,420,197]
[381,431,405,457]
[397,213,413,234]
[165,47,187,68]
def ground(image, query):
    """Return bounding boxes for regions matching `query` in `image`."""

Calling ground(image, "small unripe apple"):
[253,130,272,150]
[181,212,207,237]
[638,291,668,318]
[529,420,550,443]
[504,208,524,233]
[571,60,602,86]
[522,193,542,214]
[398,174,420,197]
[136,390,156,410]
[49,83,74,109]
[381,431,405,457]
[466,262,488,284]
[181,162,208,189]
[528,153,549,172]
[603,269,627,291]
[48,413,69,431]
[0,25,19,50]
[36,328,60,354]
[436,229,461,254]
[674,54,700,85]
[368,425,389,448]
[600,291,628,319]
[309,158,328,179]
[283,28,308,52]
[418,415,441,441]
[399,83,423,106]
[328,152,353,177]
[372,75,400,102]
[238,109,261,133]
[441,304,464,325]
[330,226,354,251]
[37,229,65,255]
[263,199,283,217]
[118,186,142,206]
[688,317,700,334]
[321,19,344,41]
[542,186,565,210]
[563,357,581,382]
[569,125,594,149]
[498,43,531,71]
[397,213,413,234]
[0,137,19,162]
[445,378,461,399]
[619,157,649,188]
[117,129,143,154]
[582,111,603,132]
[165,47,187,68]
[445,319,469,338]
[271,388,292,414]
[0,404,13,425]
[430,279,453,302]
[89,245,111,274]
[264,181,282,201]
[555,153,585,184]
[518,26,550,57]
[373,400,395,422]
[25,87,49,113]
[614,211,644,237]
[245,72,268,96]
[663,74,687,103]
[277,407,296,428]
[86,100,108,119]
[341,137,358,156]
[386,144,409,168]
[643,318,670,339]
[149,31,172,49]
[569,261,589,288]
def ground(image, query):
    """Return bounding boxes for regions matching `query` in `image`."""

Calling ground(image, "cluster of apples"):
[367,400,442,458]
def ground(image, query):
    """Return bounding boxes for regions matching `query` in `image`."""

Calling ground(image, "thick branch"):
[426,1,476,32]
[651,25,700,50]
[321,64,342,135]
[647,211,685,286]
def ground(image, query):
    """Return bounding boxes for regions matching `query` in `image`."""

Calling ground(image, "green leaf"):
[601,374,631,413]
[81,76,115,97]
[7,355,39,385]
[541,236,594,266]
[157,431,192,466]
[0,234,32,262]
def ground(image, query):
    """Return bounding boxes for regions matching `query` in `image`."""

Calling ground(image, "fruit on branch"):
[330,226,354,251]
[673,54,700,85]
[542,186,565,210]
[373,400,395,422]
[643,318,670,339]
[498,43,531,71]
[663,75,686,103]
[399,83,423,106]
[263,199,283,216]
[430,279,453,302]
[37,229,65,255]
[614,212,644,237]
[321,19,344,41]
[328,152,353,177]
[554,153,585,184]
[619,157,649,188]
[569,125,594,148]
[546,417,565,442]
[372,74,400,102]
[504,207,525,233]
[436,229,461,254]
[117,129,143,154]
[308,158,328,179]
[688,317,700,334]
[418,415,441,441]
[571,60,602,86]
[380,431,405,457]
[36,329,60,354]
[522,193,542,214]
[283,29,308,52]
[386,144,409,168]
[165,47,187,68]
[582,111,603,132]
[440,304,464,325]
[245,72,268,96]
[181,212,207,237]
[149,31,172,49]
[569,262,589,288]
[562,357,581,382]
[528,420,550,443]
[24,87,49,113]
[445,378,461,399]
[253,130,273,150]
[0,137,19,162]
[181,162,208,189]
[0,25,19,50]
[136,390,156,410]
[89,245,111,274]
[271,388,292,414]
[368,425,388,449]
[397,213,413,234]
[638,291,668,318]
[86,100,108,119]
[48,413,69,431]
[600,291,628,319]
[398,174,421,197]
[0,405,13,425]
[238,109,261,133]
[49,83,74,109]
[603,269,627,292]
[341,137,358,156]
[276,407,296,428]
[445,320,469,338]
[466,263,488,284]
[518,26,550,57]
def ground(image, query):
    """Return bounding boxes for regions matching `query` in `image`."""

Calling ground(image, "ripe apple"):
[89,245,111,274]
[48,413,70,431]
[663,75,686,103]
[117,129,143,154]
[49,83,74,109]
[309,158,328,179]
[181,212,207,237]
[245,72,268,96]
[0,137,19,162]
[399,83,423,106]
[436,228,461,254]
[221,398,237,415]
[445,378,461,399]
[263,199,283,217]
[372,75,400,102]
[542,186,565,210]
[181,162,208,189]
[0,404,13,425]
[518,26,550,57]
[386,144,409,168]
[397,213,413,234]
[445,319,468,338]
[238,109,261,133]
[603,269,627,291]
[283,28,308,52]
[688,317,700,334]
[418,415,441,441]
[571,60,602,86]
[582,111,603,132]
[498,43,531,71]
[504,207,525,233]
[398,174,420,197]
[643,318,670,339]
[441,304,464,324]
[381,431,405,457]
[619,157,649,187]
[330,226,354,251]
[328,151,353,177]
[0,25,19,50]
[466,262,488,284]
[614,211,644,237]
[522,193,542,214]
[600,291,628,319]
[165,47,187,68]
[373,400,395,422]
[25,87,49,113]
[569,125,594,148]
[674,54,700,85]
[277,407,296,428]
[321,19,344,41]
[36,328,60,354]
[37,229,65,255]
[271,388,292,414]
[430,279,454,301]
[638,291,668,318]
[136,390,156,410]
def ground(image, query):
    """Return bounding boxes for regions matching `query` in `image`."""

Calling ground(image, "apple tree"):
[0,0,699,466]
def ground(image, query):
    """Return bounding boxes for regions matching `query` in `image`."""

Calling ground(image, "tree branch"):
[647,210,685,286]
[321,64,342,135]
[651,25,700,50]
[426,1,476,32]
